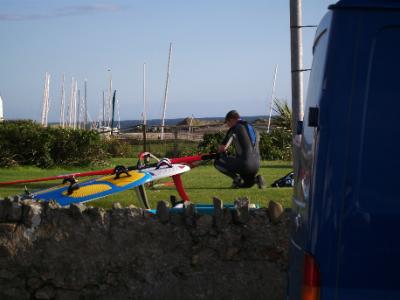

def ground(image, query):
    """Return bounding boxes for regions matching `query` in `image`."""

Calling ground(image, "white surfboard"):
[139,163,190,181]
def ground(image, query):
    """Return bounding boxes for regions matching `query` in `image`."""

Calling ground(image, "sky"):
[0,0,333,122]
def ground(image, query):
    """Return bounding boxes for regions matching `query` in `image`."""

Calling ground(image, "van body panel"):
[288,1,400,299]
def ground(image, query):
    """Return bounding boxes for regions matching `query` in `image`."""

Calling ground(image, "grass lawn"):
[0,159,293,209]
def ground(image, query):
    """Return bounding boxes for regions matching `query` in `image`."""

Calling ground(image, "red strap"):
[172,174,190,202]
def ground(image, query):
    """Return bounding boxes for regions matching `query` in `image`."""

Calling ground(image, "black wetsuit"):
[214,120,260,187]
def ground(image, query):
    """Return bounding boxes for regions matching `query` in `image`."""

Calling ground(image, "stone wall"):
[0,196,290,300]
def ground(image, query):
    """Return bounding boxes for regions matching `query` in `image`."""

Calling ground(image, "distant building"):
[0,96,3,122]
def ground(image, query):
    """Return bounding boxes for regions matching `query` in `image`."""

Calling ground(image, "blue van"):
[287,1,400,299]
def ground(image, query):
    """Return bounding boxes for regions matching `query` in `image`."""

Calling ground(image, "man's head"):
[224,110,240,127]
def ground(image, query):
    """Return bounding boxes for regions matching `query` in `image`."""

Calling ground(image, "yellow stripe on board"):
[62,184,112,198]
[99,171,145,187]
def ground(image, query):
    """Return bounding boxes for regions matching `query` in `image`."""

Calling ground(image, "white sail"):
[0,95,4,121]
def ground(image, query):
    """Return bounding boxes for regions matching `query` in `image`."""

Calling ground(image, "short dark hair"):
[224,110,240,123]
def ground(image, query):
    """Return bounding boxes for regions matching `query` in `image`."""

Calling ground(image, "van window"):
[303,29,328,143]
[298,28,329,202]
[358,27,400,211]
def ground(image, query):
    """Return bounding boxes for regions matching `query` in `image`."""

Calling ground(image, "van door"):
[287,12,331,298]
[336,12,400,299]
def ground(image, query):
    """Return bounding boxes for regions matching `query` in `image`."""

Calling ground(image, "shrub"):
[103,137,134,157]
[0,121,108,167]
[259,129,292,160]
[198,132,225,154]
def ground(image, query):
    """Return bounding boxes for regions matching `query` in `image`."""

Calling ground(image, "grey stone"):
[69,203,86,218]
[194,214,213,236]
[0,198,12,222]
[84,206,106,224]
[27,277,42,290]
[222,208,233,227]
[170,213,183,225]
[0,223,17,239]
[233,197,250,224]
[112,202,122,209]
[22,202,42,228]
[224,246,240,260]
[0,268,16,280]
[12,195,22,202]
[156,201,170,223]
[268,200,284,223]
[56,290,80,300]
[35,285,56,300]
[7,201,22,222]
[42,200,61,211]
[1,287,30,300]
[213,197,224,230]
[184,202,195,226]
[234,197,250,208]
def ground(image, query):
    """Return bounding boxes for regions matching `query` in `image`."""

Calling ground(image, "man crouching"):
[214,110,265,189]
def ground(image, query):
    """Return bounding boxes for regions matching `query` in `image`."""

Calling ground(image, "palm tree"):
[272,99,292,130]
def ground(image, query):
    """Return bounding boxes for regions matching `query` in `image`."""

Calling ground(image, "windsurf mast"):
[267,64,278,133]
[160,42,172,140]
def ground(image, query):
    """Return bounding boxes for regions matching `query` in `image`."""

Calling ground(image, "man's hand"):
[217,144,226,153]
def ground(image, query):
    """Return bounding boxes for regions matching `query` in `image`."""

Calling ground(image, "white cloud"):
[0,4,123,21]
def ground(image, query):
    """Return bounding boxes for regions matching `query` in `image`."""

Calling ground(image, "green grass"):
[0,159,293,209]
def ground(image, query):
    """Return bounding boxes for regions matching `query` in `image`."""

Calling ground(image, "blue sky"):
[0,0,333,122]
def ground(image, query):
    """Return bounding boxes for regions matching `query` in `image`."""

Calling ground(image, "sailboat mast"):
[102,90,105,127]
[143,63,147,126]
[0,95,4,122]
[77,89,81,129]
[267,64,278,134]
[59,73,65,128]
[84,79,88,129]
[68,77,74,128]
[73,80,78,129]
[160,42,172,140]
[41,72,50,127]
[111,90,116,135]
[108,69,112,127]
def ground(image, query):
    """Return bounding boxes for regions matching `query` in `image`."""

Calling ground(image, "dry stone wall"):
[0,196,290,300]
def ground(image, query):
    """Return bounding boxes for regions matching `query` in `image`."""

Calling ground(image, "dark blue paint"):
[287,1,400,299]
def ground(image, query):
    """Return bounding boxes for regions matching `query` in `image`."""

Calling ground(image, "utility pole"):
[290,0,304,178]
[160,42,172,140]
